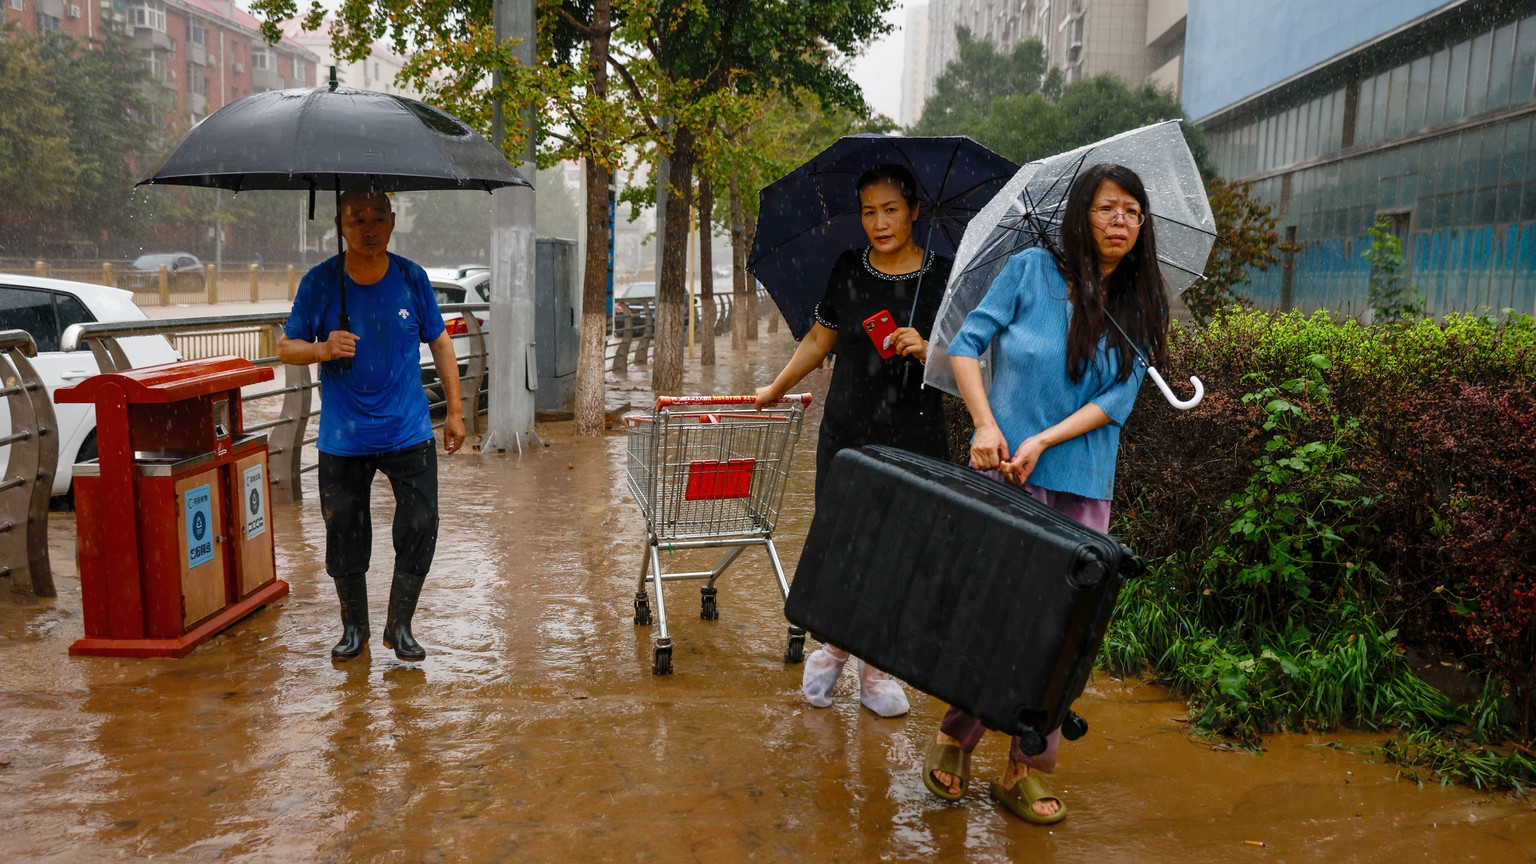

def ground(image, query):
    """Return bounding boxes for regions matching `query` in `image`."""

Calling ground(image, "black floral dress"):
[811,247,952,498]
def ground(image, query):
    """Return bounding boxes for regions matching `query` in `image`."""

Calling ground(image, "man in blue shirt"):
[278,188,466,662]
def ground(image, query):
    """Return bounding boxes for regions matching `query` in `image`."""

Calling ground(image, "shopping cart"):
[624,393,813,674]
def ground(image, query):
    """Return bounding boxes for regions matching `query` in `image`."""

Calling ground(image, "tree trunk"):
[729,172,749,351]
[572,0,613,436]
[698,177,715,366]
[574,156,612,435]
[652,124,695,395]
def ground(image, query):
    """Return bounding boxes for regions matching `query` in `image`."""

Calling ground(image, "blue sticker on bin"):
[185,483,214,569]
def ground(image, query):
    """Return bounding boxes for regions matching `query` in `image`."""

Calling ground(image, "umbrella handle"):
[1146,366,1203,410]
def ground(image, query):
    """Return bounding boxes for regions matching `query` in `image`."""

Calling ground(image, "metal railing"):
[61,304,491,504]
[608,288,773,373]
[0,330,57,604]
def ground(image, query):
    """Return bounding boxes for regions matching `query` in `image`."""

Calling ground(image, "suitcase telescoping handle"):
[655,393,813,410]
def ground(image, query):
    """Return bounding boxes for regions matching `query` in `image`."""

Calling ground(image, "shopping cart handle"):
[655,393,813,409]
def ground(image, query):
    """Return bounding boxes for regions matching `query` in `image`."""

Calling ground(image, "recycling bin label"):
[243,464,267,540]
[185,483,214,569]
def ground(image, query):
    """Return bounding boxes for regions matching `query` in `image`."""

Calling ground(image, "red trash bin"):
[57,356,289,658]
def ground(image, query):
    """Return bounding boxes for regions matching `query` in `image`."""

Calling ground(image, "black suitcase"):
[784,445,1144,753]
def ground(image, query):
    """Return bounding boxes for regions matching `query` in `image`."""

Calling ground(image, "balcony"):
[251,66,282,93]
[188,92,206,116]
[187,42,206,66]
[132,25,174,52]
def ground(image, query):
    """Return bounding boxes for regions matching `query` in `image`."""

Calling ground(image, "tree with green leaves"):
[0,23,77,253]
[1184,178,1286,325]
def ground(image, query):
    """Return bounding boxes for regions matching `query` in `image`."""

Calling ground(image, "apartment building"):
[3,0,319,125]
[280,16,417,98]
[917,0,1186,112]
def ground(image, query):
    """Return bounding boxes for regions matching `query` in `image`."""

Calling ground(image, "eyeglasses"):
[1089,206,1145,226]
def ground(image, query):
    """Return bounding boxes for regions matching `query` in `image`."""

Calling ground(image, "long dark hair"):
[856,164,920,209]
[1051,162,1170,383]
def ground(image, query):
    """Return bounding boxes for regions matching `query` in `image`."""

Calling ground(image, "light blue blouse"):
[947,248,1147,500]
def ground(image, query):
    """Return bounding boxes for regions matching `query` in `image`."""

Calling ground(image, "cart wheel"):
[783,630,805,664]
[633,592,653,626]
[653,644,673,675]
[700,586,718,620]
[1062,710,1089,741]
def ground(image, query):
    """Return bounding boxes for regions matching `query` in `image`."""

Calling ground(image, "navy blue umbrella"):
[747,135,1018,339]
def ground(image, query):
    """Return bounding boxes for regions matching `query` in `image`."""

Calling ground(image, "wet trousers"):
[318,440,439,579]
[938,475,1112,772]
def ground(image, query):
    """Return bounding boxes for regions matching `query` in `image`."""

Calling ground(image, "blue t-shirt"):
[948,248,1147,501]
[284,253,445,457]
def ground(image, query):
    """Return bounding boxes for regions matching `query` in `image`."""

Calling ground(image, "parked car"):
[420,269,490,404]
[0,274,181,498]
[120,252,206,293]
[614,280,656,334]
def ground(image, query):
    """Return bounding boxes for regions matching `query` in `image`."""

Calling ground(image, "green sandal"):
[922,739,970,801]
[989,774,1067,825]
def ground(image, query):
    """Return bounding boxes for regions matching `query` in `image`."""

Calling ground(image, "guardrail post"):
[102,262,113,287]
[207,264,219,304]
[0,334,56,604]
[286,265,297,301]
[34,260,46,278]
[249,263,260,303]
[611,316,631,374]
[269,350,311,504]
[459,312,487,435]
[633,300,653,365]
[159,265,171,305]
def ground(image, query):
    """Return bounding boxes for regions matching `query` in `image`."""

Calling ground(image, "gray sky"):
[849,1,910,124]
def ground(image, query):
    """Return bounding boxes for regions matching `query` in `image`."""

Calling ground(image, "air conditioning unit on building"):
[69,4,81,17]
[234,61,244,73]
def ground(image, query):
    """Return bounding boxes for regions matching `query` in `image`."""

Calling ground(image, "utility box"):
[535,237,580,412]
[56,356,288,658]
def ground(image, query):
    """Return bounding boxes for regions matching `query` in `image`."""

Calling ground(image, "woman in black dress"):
[754,163,951,717]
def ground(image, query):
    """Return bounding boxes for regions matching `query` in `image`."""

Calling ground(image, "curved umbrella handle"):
[1146,366,1204,410]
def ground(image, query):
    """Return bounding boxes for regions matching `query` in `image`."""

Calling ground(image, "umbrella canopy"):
[747,135,1019,339]
[924,120,1216,404]
[139,74,530,195]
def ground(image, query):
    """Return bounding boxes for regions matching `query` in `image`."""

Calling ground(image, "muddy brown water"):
[2,331,1532,862]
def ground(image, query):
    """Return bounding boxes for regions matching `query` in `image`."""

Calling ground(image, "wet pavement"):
[2,330,1533,862]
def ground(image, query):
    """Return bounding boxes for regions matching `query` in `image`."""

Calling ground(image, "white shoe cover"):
[859,660,910,717]
[801,647,849,708]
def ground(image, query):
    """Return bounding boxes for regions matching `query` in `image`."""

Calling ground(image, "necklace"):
[863,247,931,281]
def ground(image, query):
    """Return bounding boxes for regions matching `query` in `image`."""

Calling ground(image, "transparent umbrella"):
[923,121,1216,409]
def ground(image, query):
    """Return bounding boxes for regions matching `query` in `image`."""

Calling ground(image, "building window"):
[292,56,305,80]
[36,11,61,31]
[188,17,205,47]
[9,0,25,12]
[252,47,272,71]
[129,2,167,33]
[190,71,206,96]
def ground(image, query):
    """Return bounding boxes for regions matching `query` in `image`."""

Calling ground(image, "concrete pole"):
[486,0,538,453]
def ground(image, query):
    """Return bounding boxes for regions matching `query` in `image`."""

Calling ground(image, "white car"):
[0,274,180,497]
[421,269,490,402]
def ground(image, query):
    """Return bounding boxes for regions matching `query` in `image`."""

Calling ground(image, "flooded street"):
[1,330,1532,863]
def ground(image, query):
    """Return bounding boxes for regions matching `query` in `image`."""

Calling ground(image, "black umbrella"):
[139,69,531,362]
[747,135,1018,340]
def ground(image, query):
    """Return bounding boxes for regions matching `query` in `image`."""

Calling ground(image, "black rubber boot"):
[382,571,427,661]
[330,574,370,660]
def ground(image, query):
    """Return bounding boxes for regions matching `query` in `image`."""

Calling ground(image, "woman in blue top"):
[922,163,1169,825]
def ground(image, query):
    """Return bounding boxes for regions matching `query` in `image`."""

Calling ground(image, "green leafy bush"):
[1108,307,1536,787]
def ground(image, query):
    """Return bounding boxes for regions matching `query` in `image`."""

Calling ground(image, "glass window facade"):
[1200,7,1536,318]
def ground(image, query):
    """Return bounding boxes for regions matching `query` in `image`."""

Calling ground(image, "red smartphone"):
[862,309,899,359]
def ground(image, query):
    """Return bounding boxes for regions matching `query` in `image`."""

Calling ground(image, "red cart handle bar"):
[655,393,813,409]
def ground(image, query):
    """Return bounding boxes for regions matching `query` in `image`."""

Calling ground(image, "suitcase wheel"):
[633,592,653,626]
[783,628,805,664]
[1018,730,1047,756]
[653,642,673,675]
[1062,711,1089,741]
[700,586,719,620]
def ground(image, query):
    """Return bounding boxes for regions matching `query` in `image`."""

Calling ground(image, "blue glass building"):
[1187,0,1536,317]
